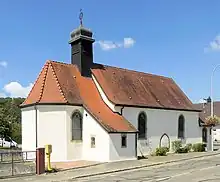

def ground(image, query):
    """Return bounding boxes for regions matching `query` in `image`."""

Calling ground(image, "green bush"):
[172,140,182,152]
[155,147,168,156]
[186,143,192,152]
[164,147,170,153]
[175,146,189,153]
[172,141,193,153]
[192,143,206,152]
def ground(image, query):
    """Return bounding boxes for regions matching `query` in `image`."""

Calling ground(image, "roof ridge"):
[24,61,50,104]
[48,61,68,103]
[37,61,50,102]
[98,63,171,80]
[49,60,72,66]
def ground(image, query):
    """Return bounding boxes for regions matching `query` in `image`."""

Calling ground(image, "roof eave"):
[20,102,83,108]
[115,103,201,112]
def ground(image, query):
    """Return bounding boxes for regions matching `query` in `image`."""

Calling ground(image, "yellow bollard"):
[45,144,52,171]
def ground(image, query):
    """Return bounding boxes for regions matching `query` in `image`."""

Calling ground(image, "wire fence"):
[0,150,36,178]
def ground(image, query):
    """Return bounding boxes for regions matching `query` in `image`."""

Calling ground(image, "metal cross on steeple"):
[79,9,83,26]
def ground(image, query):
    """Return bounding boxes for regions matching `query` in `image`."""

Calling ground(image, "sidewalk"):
[1,151,220,182]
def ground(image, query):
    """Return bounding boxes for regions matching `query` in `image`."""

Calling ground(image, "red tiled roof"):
[21,61,82,106]
[91,64,197,111]
[21,61,137,133]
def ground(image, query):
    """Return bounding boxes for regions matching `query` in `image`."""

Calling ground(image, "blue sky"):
[0,1,220,103]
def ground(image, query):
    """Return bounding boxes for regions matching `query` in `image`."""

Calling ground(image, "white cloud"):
[205,35,220,52]
[3,82,33,98]
[97,41,121,51]
[96,37,135,51]
[0,61,7,68]
[123,38,135,48]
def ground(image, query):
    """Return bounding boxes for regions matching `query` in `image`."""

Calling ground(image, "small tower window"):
[91,136,96,148]
[121,134,127,148]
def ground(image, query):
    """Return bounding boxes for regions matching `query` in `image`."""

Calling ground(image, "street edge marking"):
[71,152,220,180]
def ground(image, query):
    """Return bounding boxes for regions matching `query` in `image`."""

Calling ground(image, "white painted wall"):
[109,133,136,161]
[23,104,133,162]
[37,105,67,162]
[65,106,83,161]
[82,110,110,162]
[21,106,36,152]
[22,105,84,162]
[122,107,201,155]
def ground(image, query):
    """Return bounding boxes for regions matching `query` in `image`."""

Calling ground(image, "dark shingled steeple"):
[69,10,95,77]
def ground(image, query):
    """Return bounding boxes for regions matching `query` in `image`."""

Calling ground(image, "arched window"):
[202,127,207,143]
[72,111,82,141]
[178,115,185,139]
[138,112,147,139]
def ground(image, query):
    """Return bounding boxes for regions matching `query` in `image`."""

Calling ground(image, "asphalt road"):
[73,155,220,182]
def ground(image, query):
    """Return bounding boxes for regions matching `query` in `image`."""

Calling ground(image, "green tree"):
[0,97,25,143]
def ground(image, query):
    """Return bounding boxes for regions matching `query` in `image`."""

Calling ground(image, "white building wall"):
[122,107,201,155]
[65,106,83,161]
[37,105,67,162]
[21,106,36,152]
[109,133,136,161]
[82,110,110,162]
[21,104,137,162]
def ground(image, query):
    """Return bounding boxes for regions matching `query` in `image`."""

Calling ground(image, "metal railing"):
[0,150,36,178]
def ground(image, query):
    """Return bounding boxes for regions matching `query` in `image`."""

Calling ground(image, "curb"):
[56,162,107,172]
[72,152,220,180]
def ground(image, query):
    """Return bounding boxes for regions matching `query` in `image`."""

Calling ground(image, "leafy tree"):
[0,97,25,143]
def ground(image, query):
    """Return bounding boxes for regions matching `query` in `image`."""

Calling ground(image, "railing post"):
[11,153,14,176]
[36,148,45,175]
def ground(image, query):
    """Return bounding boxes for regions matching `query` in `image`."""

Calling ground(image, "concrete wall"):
[82,110,110,162]
[37,105,67,162]
[122,107,201,155]
[21,106,36,152]
[21,104,137,162]
[109,133,136,161]
[22,105,83,162]
[65,106,83,161]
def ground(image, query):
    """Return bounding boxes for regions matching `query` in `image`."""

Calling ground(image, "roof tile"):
[91,64,196,111]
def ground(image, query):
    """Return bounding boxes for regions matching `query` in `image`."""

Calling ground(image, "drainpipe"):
[34,104,38,149]
[120,106,124,115]
[135,132,138,159]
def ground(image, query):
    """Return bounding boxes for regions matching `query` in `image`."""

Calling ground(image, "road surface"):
[73,155,220,182]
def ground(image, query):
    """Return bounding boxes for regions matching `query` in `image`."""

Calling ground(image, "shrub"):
[175,146,189,153]
[192,143,205,152]
[164,147,170,153]
[186,143,192,152]
[172,141,193,153]
[172,140,182,152]
[155,147,168,156]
